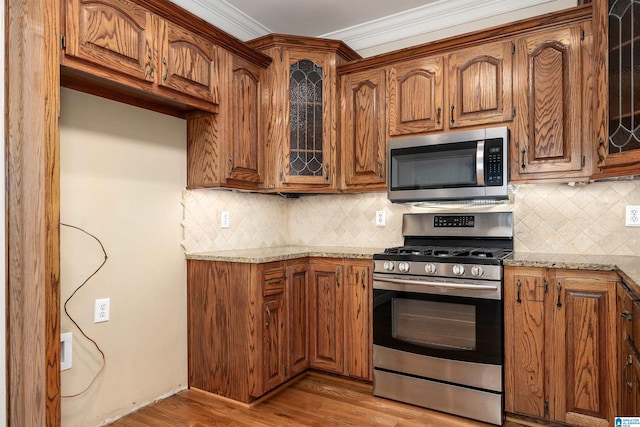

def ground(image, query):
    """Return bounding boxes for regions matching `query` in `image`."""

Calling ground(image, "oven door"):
[373,277,503,365]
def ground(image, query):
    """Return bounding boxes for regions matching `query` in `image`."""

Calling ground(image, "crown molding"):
[320,0,557,51]
[169,0,270,41]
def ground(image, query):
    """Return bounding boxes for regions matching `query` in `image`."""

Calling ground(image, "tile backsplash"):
[182,181,640,256]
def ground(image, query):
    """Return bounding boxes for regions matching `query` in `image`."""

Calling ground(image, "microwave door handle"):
[476,140,485,186]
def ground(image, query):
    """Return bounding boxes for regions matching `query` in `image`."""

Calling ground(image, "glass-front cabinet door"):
[286,54,330,185]
[595,0,640,177]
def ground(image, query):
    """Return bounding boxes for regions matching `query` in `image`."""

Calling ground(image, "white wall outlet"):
[60,332,72,371]
[375,210,386,227]
[221,211,230,229]
[626,205,640,227]
[94,298,110,323]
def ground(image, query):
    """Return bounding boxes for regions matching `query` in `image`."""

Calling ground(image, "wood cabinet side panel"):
[187,261,257,403]
[187,112,221,188]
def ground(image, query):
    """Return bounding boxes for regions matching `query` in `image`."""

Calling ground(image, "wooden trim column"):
[6,0,61,425]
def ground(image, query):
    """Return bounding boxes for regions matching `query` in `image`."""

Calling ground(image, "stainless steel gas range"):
[372,212,513,426]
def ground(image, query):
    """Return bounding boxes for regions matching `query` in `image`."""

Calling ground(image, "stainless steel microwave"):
[387,126,509,203]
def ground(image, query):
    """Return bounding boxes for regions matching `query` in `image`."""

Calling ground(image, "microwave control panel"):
[485,138,503,186]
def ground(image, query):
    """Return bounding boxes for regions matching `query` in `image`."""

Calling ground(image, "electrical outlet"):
[375,210,386,227]
[94,298,110,323]
[626,205,640,227]
[221,211,230,229]
[60,332,72,371]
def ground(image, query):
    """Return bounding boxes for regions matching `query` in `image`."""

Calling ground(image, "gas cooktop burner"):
[381,245,510,260]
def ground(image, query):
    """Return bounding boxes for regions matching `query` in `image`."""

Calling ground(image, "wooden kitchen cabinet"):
[504,266,618,426]
[309,259,345,373]
[187,53,264,190]
[340,68,387,191]
[63,0,222,112]
[249,35,360,192]
[263,295,287,392]
[344,259,373,381]
[387,56,445,136]
[593,0,640,178]
[288,263,310,377]
[511,24,592,182]
[447,40,514,129]
[64,0,154,83]
[156,17,220,105]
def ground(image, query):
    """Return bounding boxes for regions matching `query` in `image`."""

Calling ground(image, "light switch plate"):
[626,206,640,227]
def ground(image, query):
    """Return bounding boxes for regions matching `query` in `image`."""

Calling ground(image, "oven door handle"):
[373,276,499,291]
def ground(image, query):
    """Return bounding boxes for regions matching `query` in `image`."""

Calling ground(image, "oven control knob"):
[383,261,395,271]
[452,264,465,276]
[471,266,484,277]
[398,262,410,273]
[424,263,437,274]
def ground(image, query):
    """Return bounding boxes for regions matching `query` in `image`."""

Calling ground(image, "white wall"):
[1,0,6,423]
[60,88,187,426]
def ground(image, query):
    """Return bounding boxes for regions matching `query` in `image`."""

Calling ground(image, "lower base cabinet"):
[504,266,618,426]
[187,256,372,403]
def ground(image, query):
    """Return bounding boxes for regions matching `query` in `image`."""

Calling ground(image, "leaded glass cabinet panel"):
[595,0,640,176]
[289,60,324,177]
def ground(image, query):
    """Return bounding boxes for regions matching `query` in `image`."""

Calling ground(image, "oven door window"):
[390,141,478,190]
[374,290,502,365]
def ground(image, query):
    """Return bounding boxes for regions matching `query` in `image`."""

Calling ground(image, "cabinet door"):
[551,270,617,426]
[157,18,219,104]
[65,0,154,82]
[228,56,262,185]
[263,297,286,393]
[341,68,387,189]
[512,25,585,180]
[447,41,514,128]
[288,264,310,377]
[594,0,640,178]
[284,51,335,187]
[388,56,444,135]
[504,266,549,418]
[309,260,344,373]
[344,260,372,381]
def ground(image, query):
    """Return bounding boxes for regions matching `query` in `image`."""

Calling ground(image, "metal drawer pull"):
[621,311,633,321]
[556,283,562,308]
[361,268,366,290]
[336,268,341,288]
[624,354,633,392]
[516,280,522,305]
[436,107,441,125]
[267,279,282,285]
[265,306,271,327]
[450,105,455,125]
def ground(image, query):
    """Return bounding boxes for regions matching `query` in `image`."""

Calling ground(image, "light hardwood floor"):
[109,373,529,426]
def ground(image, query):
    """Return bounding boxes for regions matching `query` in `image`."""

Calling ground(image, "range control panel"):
[434,215,475,228]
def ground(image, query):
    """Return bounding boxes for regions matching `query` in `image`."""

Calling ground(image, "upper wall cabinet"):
[594,0,640,178]
[65,0,154,82]
[63,0,222,113]
[387,57,444,135]
[447,41,514,129]
[249,35,361,192]
[156,17,220,105]
[511,24,592,182]
[340,68,387,191]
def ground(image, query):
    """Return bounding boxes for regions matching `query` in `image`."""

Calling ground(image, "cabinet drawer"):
[263,268,285,296]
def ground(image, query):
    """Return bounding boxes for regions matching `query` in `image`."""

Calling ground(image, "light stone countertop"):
[504,252,640,292]
[186,247,640,292]
[185,245,383,264]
